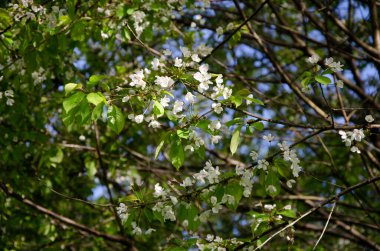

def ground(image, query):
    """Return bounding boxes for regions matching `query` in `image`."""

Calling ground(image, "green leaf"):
[86,92,106,106]
[91,103,104,121]
[49,148,63,164]
[85,158,97,178]
[153,101,165,117]
[301,77,313,87]
[322,69,334,75]
[155,139,165,159]
[225,181,243,210]
[266,168,280,198]
[252,121,264,131]
[177,129,189,139]
[274,158,291,179]
[245,97,264,106]
[121,29,131,42]
[231,95,243,107]
[236,88,251,96]
[315,75,331,85]
[225,117,243,127]
[169,140,184,170]
[64,83,80,95]
[87,75,105,89]
[230,125,242,155]
[177,203,199,231]
[107,105,125,134]
[63,92,85,113]
[277,210,296,219]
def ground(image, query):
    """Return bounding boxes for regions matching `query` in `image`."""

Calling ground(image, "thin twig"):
[313,200,337,250]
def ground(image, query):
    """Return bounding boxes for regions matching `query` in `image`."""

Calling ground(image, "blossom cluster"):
[278,141,302,177]
[0,89,15,106]
[338,129,365,154]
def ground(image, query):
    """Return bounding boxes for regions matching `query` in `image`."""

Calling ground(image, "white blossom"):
[154,183,167,198]
[364,115,374,123]
[263,134,274,142]
[306,54,320,64]
[134,114,144,124]
[148,120,161,128]
[211,135,222,144]
[286,179,296,188]
[173,100,184,114]
[208,120,221,131]
[191,53,201,62]
[160,96,170,107]
[185,92,195,103]
[145,228,156,235]
[180,46,191,57]
[129,70,146,89]
[212,103,223,114]
[351,146,361,154]
[151,58,161,70]
[216,26,223,36]
[180,177,193,187]
[249,151,258,161]
[155,76,174,88]
[257,159,269,170]
[336,80,344,88]
[174,57,183,67]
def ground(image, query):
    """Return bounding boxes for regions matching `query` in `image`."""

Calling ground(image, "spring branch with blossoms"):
[0,0,380,250]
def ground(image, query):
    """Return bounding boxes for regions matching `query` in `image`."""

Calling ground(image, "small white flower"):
[6,99,14,106]
[122,96,130,102]
[216,26,223,36]
[185,92,195,103]
[170,196,178,205]
[246,94,253,105]
[351,129,365,142]
[160,96,170,107]
[145,228,156,235]
[286,179,296,188]
[208,120,221,131]
[257,159,269,170]
[266,185,277,195]
[284,205,292,210]
[134,114,144,124]
[325,57,334,67]
[206,234,214,242]
[184,145,194,152]
[336,80,344,88]
[212,103,223,114]
[174,57,183,67]
[154,183,167,198]
[148,120,161,128]
[155,76,174,89]
[263,133,275,142]
[306,54,320,64]
[180,177,193,187]
[211,135,222,144]
[163,49,172,56]
[180,46,191,58]
[249,151,258,161]
[173,100,184,114]
[264,204,276,211]
[215,74,223,84]
[350,146,361,154]
[4,90,14,97]
[79,135,86,141]
[365,115,374,123]
[191,53,201,62]
[210,196,218,205]
[151,58,161,70]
